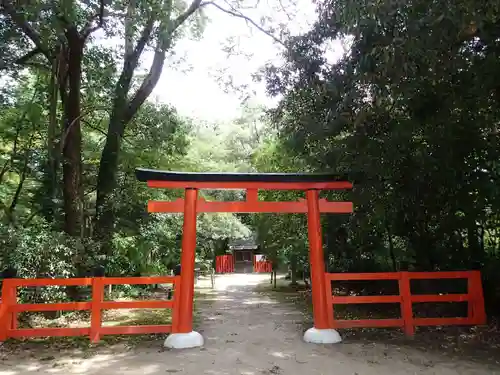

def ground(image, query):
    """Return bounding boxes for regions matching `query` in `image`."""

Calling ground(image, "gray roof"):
[229,235,258,250]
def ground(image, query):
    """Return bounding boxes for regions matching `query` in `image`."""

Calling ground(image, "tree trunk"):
[385,219,398,271]
[60,30,84,301]
[94,47,137,258]
[290,254,298,286]
[61,30,83,237]
[93,0,204,258]
[95,116,124,256]
[467,221,484,269]
[41,55,60,223]
[0,122,22,186]
[7,134,33,220]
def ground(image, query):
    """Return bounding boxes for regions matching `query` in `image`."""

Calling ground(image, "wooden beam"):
[148,198,353,214]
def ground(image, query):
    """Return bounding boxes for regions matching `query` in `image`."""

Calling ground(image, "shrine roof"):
[135,168,351,183]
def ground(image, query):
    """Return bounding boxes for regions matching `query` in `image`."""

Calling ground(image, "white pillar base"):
[164,331,204,349]
[303,327,342,344]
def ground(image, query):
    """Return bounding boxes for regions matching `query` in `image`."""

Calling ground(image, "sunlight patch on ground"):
[209,274,282,291]
[201,298,236,303]
[270,351,292,359]
[242,299,276,305]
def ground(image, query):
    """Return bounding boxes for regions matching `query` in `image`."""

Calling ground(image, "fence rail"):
[324,271,486,336]
[215,255,234,273]
[253,256,272,273]
[0,276,180,342]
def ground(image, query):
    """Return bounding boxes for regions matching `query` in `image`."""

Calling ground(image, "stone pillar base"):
[303,327,342,344]
[164,331,204,349]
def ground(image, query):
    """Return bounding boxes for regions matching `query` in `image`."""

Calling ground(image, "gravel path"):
[0,273,498,375]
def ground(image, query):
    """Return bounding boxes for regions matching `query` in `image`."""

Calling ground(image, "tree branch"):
[23,61,51,71]
[171,0,203,32]
[82,0,106,38]
[82,119,108,138]
[123,0,204,123]
[202,1,285,47]
[8,131,34,215]
[0,48,50,71]
[15,48,42,64]
[277,0,293,22]
[83,118,134,145]
[124,47,167,124]
[112,13,155,111]
[131,16,155,63]
[0,82,40,185]
[118,0,156,98]
[124,0,137,58]
[60,106,108,151]
[1,1,51,60]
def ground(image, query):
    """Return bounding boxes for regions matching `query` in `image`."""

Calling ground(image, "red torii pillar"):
[136,168,353,348]
[303,189,342,343]
[177,188,198,334]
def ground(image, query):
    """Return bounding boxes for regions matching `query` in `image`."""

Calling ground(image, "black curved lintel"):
[135,168,352,183]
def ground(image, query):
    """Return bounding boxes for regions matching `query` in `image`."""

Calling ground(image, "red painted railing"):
[216,255,234,273]
[0,276,180,342]
[324,271,486,335]
[253,256,272,273]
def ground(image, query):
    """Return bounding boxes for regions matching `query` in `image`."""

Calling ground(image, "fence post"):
[324,275,334,328]
[90,277,104,343]
[398,272,414,336]
[10,282,17,331]
[171,278,181,333]
[6,281,16,334]
[1,271,18,331]
[0,280,15,341]
[468,271,486,325]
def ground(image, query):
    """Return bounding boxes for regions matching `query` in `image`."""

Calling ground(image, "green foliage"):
[0,68,256,294]
[260,0,500,305]
[0,219,98,302]
[250,137,310,274]
[0,0,287,305]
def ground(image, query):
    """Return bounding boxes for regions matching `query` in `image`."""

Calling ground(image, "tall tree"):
[93,0,286,257]
[1,0,284,245]
[94,0,205,254]
[1,0,105,235]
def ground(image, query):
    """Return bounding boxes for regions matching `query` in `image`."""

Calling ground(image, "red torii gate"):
[136,168,353,348]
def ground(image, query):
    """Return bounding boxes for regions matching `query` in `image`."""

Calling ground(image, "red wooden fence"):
[0,276,180,342]
[324,271,486,335]
[215,255,234,273]
[253,256,272,273]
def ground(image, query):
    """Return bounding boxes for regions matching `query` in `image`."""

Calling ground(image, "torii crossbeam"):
[136,168,354,349]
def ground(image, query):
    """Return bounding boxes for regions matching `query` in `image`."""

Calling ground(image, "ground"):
[1,274,499,375]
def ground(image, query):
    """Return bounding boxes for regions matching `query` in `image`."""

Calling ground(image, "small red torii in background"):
[136,168,353,348]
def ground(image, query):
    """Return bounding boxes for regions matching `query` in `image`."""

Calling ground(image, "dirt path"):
[1,273,499,375]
